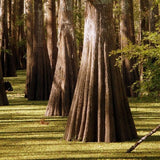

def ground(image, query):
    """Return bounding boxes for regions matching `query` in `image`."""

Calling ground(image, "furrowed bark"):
[45,0,78,116]
[64,0,137,142]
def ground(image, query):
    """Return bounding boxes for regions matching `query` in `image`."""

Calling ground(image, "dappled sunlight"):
[0,70,160,159]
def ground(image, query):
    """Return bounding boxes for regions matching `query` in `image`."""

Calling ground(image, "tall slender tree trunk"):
[0,0,3,50]
[0,59,8,106]
[140,0,149,34]
[113,0,120,49]
[46,0,58,76]
[25,0,33,98]
[26,0,52,100]
[45,0,78,116]
[0,1,8,105]
[149,1,159,32]
[8,0,12,37]
[139,0,149,85]
[120,0,139,97]
[11,0,18,70]
[17,0,26,69]
[64,0,137,142]
[1,0,9,76]
[0,0,16,77]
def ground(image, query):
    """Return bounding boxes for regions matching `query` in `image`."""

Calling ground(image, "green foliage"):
[112,29,160,97]
[17,39,26,49]
[16,14,25,27]
[0,47,12,56]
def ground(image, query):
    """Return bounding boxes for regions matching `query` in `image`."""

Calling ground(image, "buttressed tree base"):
[45,0,78,116]
[64,0,137,142]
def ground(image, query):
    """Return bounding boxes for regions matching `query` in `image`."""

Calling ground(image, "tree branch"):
[126,124,160,153]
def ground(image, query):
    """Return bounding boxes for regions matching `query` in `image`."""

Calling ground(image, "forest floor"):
[0,70,160,160]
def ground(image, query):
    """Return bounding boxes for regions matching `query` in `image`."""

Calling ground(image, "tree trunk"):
[45,0,78,116]
[120,0,139,97]
[11,0,18,70]
[139,0,150,85]
[46,0,58,76]
[140,0,149,33]
[127,124,160,153]
[64,0,137,142]
[113,0,120,49]
[26,0,52,100]
[0,2,8,105]
[8,0,12,37]
[17,0,26,69]
[25,0,33,98]
[0,0,16,77]
[0,59,8,106]
[0,0,2,50]
[149,1,159,32]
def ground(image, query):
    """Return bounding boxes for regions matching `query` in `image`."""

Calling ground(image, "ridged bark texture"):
[120,0,139,97]
[46,0,58,75]
[64,1,137,142]
[26,0,52,100]
[45,0,78,116]
[0,1,8,105]
[17,0,26,69]
[0,0,2,49]
[25,0,33,98]
[1,0,16,77]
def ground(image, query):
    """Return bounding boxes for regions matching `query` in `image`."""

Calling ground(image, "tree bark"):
[25,0,33,98]
[45,0,78,116]
[11,0,18,72]
[0,0,2,49]
[120,0,139,97]
[0,1,8,105]
[0,59,8,106]
[17,0,26,69]
[26,0,52,100]
[64,0,137,142]
[46,0,58,76]
[149,1,159,32]
[0,0,16,77]
[140,0,149,33]
[127,124,160,153]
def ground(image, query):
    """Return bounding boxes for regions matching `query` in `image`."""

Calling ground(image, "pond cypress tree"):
[45,0,78,116]
[64,0,137,142]
[26,0,52,100]
[120,0,139,97]
[0,0,8,105]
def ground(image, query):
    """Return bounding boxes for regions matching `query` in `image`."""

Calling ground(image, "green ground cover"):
[0,70,160,160]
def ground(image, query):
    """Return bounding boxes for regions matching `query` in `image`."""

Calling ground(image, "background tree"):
[0,0,2,48]
[64,0,137,142]
[11,0,18,69]
[0,0,8,105]
[149,1,159,32]
[45,0,78,116]
[26,0,52,100]
[0,0,16,77]
[0,59,8,106]
[17,0,26,69]
[120,0,139,97]
[25,0,33,98]
[140,0,149,37]
[46,0,58,76]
